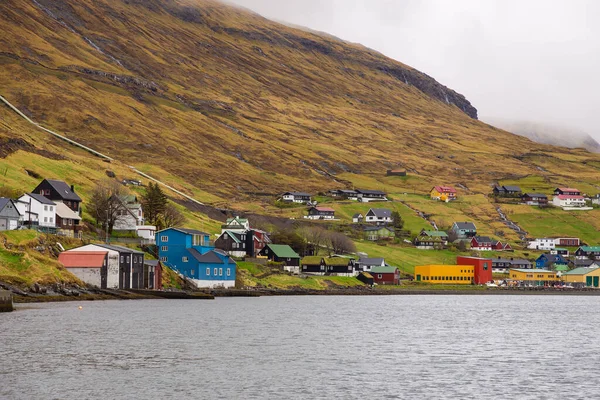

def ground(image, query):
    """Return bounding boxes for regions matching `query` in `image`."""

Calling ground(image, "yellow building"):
[509,269,559,283]
[414,265,474,284]
[430,186,457,202]
[562,267,600,287]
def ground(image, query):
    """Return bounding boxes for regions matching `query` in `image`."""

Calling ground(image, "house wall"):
[67,245,120,289]
[66,267,102,287]
[113,211,138,231]
[414,265,474,284]
[457,257,493,284]
[0,202,21,231]
[509,270,559,282]
[373,272,399,285]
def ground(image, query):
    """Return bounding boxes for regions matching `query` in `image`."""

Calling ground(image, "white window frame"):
[219,268,223,276]
[161,246,168,252]
[160,236,168,242]
[206,268,210,276]
[160,256,167,262]
[214,268,218,276]
[182,257,188,262]
[227,268,231,277]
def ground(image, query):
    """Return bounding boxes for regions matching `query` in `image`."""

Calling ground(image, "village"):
[1,176,600,295]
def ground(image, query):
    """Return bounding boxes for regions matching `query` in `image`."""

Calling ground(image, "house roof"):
[453,222,476,230]
[157,227,210,236]
[283,192,311,197]
[96,243,145,254]
[220,230,242,243]
[352,213,363,218]
[0,198,20,215]
[358,257,385,265]
[370,266,398,274]
[555,195,585,200]
[25,193,56,205]
[579,246,600,252]
[502,185,521,191]
[313,207,335,212]
[265,244,300,259]
[492,258,531,265]
[563,267,600,276]
[301,256,322,265]
[421,230,448,237]
[324,257,350,266]
[360,272,374,279]
[356,189,386,195]
[45,179,82,202]
[188,248,234,264]
[523,193,548,198]
[573,259,596,267]
[473,236,492,243]
[363,226,394,232]
[556,187,580,192]
[511,269,554,273]
[338,189,358,194]
[368,208,391,218]
[144,259,160,267]
[58,251,107,268]
[537,254,567,264]
[433,186,457,193]
[225,217,248,225]
[55,202,81,220]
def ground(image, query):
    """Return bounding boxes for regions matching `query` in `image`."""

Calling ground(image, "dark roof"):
[0,198,12,211]
[188,248,234,264]
[352,213,363,218]
[523,193,548,198]
[284,192,311,196]
[27,193,56,205]
[96,243,145,255]
[338,189,358,194]
[538,254,566,264]
[356,189,386,195]
[503,185,521,192]
[473,236,492,243]
[492,258,531,265]
[363,226,394,232]
[572,259,595,267]
[45,179,82,202]
[358,257,385,265]
[368,208,392,218]
[453,222,476,230]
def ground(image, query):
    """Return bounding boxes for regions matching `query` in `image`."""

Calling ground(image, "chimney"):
[70,185,75,192]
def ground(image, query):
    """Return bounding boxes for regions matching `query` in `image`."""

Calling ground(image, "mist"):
[226,0,600,142]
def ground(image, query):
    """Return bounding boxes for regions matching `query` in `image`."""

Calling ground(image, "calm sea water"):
[1,295,599,399]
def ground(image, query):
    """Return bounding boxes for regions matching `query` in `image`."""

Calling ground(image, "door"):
[416,274,421,282]
[594,276,599,288]
[586,276,593,287]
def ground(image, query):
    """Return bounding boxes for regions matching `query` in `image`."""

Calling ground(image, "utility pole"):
[105,206,109,244]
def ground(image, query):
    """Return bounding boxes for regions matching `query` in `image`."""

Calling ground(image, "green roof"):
[324,258,350,266]
[222,230,241,243]
[563,267,600,275]
[268,244,300,259]
[422,230,448,237]
[301,256,322,265]
[370,266,398,274]
[555,248,568,251]
[553,265,570,272]
[580,246,600,252]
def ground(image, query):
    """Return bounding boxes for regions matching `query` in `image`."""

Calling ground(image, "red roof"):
[434,186,457,193]
[58,251,107,268]
[556,195,585,200]
[315,207,335,212]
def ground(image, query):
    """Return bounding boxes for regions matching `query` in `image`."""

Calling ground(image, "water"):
[1,295,599,399]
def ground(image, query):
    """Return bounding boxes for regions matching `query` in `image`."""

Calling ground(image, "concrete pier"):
[0,290,13,312]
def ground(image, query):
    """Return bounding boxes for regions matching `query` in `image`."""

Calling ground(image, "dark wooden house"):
[32,179,82,214]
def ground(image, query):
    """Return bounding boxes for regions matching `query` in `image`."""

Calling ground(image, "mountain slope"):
[1,0,599,208]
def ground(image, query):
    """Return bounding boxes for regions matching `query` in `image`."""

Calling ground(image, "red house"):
[470,236,493,251]
[492,240,512,251]
[554,188,581,196]
[370,266,400,285]
[456,256,492,284]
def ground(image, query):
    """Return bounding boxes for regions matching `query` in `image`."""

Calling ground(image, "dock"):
[0,290,14,312]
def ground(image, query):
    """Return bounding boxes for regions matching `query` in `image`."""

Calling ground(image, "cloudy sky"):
[227,0,600,141]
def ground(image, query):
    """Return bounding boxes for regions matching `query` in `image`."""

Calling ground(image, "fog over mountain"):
[227,0,600,143]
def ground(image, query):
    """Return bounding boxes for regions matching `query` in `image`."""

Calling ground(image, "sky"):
[226,0,600,141]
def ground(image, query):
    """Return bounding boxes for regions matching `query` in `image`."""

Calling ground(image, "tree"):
[325,231,356,255]
[142,182,168,226]
[270,229,307,256]
[88,179,126,234]
[391,211,404,232]
[160,203,185,229]
[297,225,328,255]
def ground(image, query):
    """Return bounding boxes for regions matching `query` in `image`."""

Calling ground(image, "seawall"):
[0,289,14,312]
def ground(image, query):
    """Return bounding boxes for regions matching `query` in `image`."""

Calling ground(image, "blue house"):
[156,228,237,288]
[536,253,568,270]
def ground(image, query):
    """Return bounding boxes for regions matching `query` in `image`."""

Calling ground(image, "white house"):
[365,208,393,225]
[113,195,144,231]
[281,192,311,204]
[62,246,120,289]
[552,195,586,208]
[136,225,157,243]
[16,193,56,228]
[356,257,386,272]
[352,213,364,223]
[527,238,555,251]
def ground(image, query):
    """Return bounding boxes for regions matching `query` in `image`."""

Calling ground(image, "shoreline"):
[8,286,600,304]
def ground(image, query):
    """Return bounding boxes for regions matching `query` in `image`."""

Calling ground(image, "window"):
[44,217,48,222]
[303,266,307,270]
[483,262,489,271]
[126,256,130,263]
[233,242,238,249]
[182,257,188,262]
[44,205,48,211]
[214,268,218,276]
[241,235,246,241]
[120,256,124,263]
[160,236,168,242]
[160,256,167,262]
[68,219,72,225]
[227,268,231,277]
[161,246,168,252]
[190,269,195,276]
[206,268,210,276]
[219,268,223,276]
[378,274,382,279]
[50,217,53,223]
